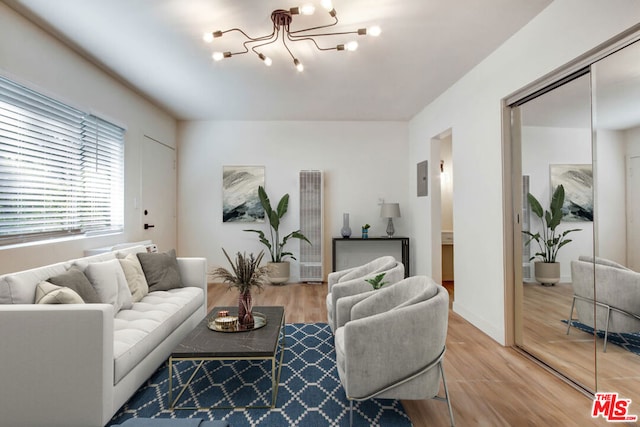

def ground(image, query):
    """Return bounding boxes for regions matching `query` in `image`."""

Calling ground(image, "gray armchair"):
[568,257,640,351]
[334,276,454,426]
[326,256,404,332]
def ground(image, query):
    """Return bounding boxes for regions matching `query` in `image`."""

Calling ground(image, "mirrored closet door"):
[511,36,640,399]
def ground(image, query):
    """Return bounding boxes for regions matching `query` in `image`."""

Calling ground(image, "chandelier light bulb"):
[294,58,304,72]
[259,53,273,66]
[212,51,224,61]
[203,32,214,43]
[345,41,358,51]
[321,0,333,11]
[367,26,382,37]
[299,4,316,15]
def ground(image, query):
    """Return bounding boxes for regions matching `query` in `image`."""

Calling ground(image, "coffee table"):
[168,305,285,410]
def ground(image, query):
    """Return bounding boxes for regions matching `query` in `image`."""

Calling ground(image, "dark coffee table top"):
[171,306,285,359]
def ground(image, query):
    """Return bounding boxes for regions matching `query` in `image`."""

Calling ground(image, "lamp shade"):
[380,203,401,218]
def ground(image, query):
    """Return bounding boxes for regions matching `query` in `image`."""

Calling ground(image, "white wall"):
[408,0,640,344]
[522,126,594,281]
[596,130,627,264]
[177,120,409,282]
[0,3,177,274]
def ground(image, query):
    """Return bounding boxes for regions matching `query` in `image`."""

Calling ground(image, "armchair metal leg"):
[349,400,354,427]
[440,362,455,427]
[604,306,611,352]
[566,296,577,335]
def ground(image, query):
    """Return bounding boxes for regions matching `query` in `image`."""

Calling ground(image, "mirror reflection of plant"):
[522,184,581,263]
[365,272,388,290]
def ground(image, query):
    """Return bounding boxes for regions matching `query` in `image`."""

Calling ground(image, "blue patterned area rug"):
[108,323,412,426]
[563,320,640,356]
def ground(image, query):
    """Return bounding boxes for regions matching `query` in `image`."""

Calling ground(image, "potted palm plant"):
[523,184,581,286]
[244,186,311,284]
[211,249,270,328]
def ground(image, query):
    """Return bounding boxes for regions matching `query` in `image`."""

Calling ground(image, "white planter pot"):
[534,262,561,286]
[268,262,290,284]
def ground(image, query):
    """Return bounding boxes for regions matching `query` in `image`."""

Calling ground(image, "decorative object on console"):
[380,203,401,237]
[212,249,270,328]
[522,184,581,286]
[341,213,352,238]
[361,223,370,239]
[244,186,311,284]
[203,1,381,72]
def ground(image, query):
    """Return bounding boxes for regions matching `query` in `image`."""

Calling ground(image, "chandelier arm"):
[220,27,276,42]
[288,29,361,39]
[288,15,338,35]
[281,30,298,60]
[250,36,280,55]
[286,32,337,51]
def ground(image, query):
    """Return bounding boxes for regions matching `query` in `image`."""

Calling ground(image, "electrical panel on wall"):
[299,170,324,283]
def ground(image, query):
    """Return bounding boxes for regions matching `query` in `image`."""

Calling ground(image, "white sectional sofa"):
[0,245,208,427]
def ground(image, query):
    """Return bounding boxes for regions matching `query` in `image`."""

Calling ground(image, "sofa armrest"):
[177,257,208,290]
[0,303,114,427]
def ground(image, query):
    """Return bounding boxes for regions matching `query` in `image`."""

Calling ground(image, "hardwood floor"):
[208,282,612,426]
[522,282,640,425]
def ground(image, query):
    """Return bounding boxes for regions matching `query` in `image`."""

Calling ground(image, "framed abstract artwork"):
[550,164,593,222]
[222,166,265,223]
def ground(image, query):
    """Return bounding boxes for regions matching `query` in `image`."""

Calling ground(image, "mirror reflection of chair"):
[568,257,640,352]
[334,275,454,426]
[326,256,405,332]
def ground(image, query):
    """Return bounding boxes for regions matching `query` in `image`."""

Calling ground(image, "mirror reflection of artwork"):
[222,166,265,223]
[550,164,593,222]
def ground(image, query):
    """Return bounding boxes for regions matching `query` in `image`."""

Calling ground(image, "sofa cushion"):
[118,253,149,303]
[137,249,183,292]
[84,259,133,312]
[113,286,203,384]
[48,266,101,303]
[35,281,85,304]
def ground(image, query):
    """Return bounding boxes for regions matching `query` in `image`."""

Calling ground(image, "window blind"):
[0,76,124,245]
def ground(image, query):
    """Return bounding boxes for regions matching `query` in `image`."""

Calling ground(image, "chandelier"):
[203,0,381,72]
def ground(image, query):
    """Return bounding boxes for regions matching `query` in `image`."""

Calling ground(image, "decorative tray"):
[207,312,267,333]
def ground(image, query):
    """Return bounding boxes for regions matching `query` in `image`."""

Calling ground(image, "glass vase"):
[341,213,352,238]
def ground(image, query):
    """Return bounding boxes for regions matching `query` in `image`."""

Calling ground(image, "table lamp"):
[380,203,401,237]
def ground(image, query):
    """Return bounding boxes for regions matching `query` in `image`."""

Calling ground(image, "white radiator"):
[299,170,324,282]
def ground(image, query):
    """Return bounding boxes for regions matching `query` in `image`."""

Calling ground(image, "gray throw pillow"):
[48,266,101,303]
[137,249,183,292]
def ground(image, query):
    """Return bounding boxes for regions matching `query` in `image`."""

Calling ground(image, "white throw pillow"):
[35,281,84,304]
[118,253,149,303]
[84,259,133,313]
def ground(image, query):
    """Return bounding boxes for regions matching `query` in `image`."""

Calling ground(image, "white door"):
[141,135,176,251]
[629,155,640,270]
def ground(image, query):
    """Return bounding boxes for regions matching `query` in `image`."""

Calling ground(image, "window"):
[0,76,124,246]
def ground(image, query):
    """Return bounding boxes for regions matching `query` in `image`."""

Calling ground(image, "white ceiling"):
[5,0,552,121]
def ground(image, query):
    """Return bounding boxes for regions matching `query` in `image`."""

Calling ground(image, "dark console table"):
[332,237,410,278]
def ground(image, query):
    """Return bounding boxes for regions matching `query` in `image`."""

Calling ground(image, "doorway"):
[430,130,454,301]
